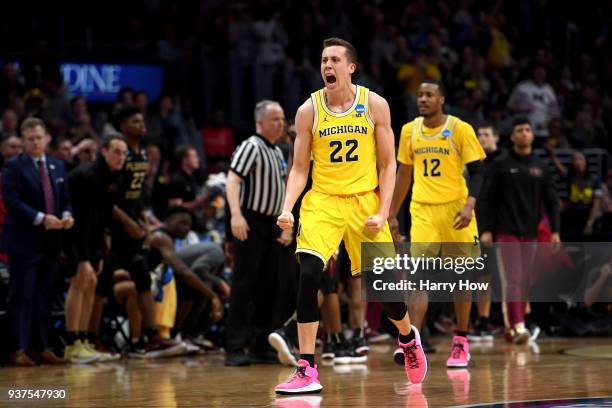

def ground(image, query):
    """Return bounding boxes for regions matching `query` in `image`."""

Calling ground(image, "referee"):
[225,100,290,366]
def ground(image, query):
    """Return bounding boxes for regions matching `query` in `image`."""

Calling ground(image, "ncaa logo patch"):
[442,129,451,138]
[355,104,365,117]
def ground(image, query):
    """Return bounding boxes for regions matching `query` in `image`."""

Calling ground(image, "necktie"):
[37,159,55,215]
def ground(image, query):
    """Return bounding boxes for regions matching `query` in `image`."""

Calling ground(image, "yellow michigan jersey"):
[398,115,485,204]
[296,85,393,274]
[310,85,378,195]
[398,115,485,255]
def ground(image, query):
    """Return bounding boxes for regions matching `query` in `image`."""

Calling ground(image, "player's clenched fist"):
[277,211,294,230]
[365,214,384,233]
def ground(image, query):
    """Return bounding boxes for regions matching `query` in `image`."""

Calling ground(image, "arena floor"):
[1,337,611,407]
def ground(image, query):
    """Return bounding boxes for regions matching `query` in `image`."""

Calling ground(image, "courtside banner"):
[361,242,612,303]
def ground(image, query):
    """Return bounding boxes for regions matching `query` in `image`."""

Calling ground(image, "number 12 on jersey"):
[423,158,441,177]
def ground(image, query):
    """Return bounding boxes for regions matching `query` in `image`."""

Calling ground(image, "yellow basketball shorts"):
[410,199,480,258]
[296,189,393,275]
[155,277,177,338]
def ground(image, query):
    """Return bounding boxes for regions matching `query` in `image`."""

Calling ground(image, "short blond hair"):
[20,117,46,135]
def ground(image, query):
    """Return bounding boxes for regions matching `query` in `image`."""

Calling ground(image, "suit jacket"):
[1,153,72,257]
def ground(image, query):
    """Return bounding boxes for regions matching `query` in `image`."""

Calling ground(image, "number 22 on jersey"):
[329,139,359,163]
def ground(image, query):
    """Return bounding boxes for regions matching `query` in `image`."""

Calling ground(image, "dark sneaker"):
[364,327,391,343]
[334,336,366,364]
[332,339,351,365]
[128,338,148,359]
[346,347,367,363]
[268,328,298,366]
[144,334,187,358]
[225,351,251,366]
[467,320,494,342]
[322,339,336,360]
[250,349,279,365]
[393,347,405,365]
[351,335,370,355]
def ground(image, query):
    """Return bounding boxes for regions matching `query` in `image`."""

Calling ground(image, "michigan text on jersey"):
[318,125,368,137]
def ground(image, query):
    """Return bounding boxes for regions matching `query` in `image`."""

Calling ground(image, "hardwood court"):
[1,338,611,407]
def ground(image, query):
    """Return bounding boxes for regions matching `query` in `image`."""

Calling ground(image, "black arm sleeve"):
[466,161,485,199]
[479,160,500,233]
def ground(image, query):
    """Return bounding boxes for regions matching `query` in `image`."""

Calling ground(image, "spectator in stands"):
[142,143,165,217]
[66,96,98,144]
[136,90,161,146]
[167,145,207,213]
[72,138,99,166]
[569,108,608,149]
[1,109,18,139]
[397,50,442,98]
[50,137,76,172]
[252,8,289,102]
[507,65,560,146]
[0,135,22,170]
[0,135,23,266]
[152,95,183,160]
[117,87,135,109]
[135,91,149,113]
[201,110,235,173]
[2,118,73,365]
[176,100,205,165]
[547,118,571,149]
[548,149,603,239]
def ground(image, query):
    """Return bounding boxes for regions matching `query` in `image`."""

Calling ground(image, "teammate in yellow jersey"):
[274,38,427,395]
[389,80,486,369]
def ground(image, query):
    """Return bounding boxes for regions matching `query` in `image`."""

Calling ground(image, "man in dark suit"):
[2,118,74,366]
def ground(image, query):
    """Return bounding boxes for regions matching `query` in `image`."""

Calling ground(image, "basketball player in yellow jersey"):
[389,80,486,369]
[274,38,427,395]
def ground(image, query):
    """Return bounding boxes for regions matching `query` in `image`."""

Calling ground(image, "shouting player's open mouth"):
[325,74,337,85]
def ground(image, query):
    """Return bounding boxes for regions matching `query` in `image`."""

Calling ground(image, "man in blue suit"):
[2,117,74,366]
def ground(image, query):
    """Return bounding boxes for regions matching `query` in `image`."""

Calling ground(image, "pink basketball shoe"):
[275,359,323,395]
[398,325,428,384]
[446,336,470,368]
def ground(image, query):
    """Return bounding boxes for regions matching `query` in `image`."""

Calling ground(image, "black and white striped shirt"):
[230,133,287,216]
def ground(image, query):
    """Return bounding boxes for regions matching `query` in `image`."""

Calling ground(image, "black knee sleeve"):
[296,254,324,323]
[381,302,408,321]
[129,254,151,293]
